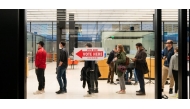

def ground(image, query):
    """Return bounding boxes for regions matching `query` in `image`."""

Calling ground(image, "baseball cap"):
[37,41,44,47]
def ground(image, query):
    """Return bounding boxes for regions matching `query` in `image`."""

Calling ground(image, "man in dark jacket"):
[107,45,117,84]
[56,41,68,94]
[162,40,174,94]
[83,43,95,97]
[132,43,147,95]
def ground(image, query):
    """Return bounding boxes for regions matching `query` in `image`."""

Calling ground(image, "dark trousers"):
[57,67,67,91]
[94,80,98,88]
[135,68,145,92]
[108,63,115,82]
[35,68,45,90]
[125,68,133,81]
[172,70,178,93]
[86,71,94,94]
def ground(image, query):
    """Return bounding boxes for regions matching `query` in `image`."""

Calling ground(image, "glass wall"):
[27,21,189,70]
[27,32,33,70]
[120,22,141,31]
[102,31,154,58]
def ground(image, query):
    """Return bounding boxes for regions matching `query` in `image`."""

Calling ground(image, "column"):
[189,9,190,99]
[0,9,27,98]
[57,9,66,66]
[154,9,162,99]
[69,13,78,55]
[178,9,187,99]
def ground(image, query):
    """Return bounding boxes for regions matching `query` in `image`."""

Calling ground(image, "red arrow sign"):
[76,49,103,58]
[76,50,83,58]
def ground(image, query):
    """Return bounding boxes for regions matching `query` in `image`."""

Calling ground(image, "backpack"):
[125,56,130,66]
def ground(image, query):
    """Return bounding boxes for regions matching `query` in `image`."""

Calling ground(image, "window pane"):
[120,22,141,31]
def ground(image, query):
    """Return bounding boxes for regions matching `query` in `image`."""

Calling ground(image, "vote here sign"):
[74,48,105,60]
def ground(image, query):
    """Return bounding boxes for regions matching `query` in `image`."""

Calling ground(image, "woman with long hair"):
[113,44,126,94]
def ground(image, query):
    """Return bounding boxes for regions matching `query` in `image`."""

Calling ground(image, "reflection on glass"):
[27,33,33,70]
[102,31,155,58]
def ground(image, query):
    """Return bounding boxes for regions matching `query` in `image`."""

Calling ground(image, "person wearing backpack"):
[113,44,126,94]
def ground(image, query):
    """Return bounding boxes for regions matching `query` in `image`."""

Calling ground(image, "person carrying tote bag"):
[113,44,126,94]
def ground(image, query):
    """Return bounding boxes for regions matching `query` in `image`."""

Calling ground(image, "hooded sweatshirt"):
[169,53,178,77]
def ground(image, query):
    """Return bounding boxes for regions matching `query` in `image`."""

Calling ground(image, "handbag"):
[117,64,126,73]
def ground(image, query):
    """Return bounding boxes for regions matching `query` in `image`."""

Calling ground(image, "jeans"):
[35,68,45,90]
[57,66,67,91]
[125,68,133,81]
[135,68,145,92]
[134,69,138,82]
[172,70,178,93]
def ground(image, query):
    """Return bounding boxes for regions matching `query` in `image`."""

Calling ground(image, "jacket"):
[107,50,115,64]
[84,60,95,71]
[169,53,178,77]
[115,51,126,77]
[163,47,174,67]
[35,47,47,69]
[134,49,147,71]
[59,48,68,68]
[94,63,101,80]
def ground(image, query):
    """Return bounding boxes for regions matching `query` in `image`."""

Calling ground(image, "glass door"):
[27,32,34,70]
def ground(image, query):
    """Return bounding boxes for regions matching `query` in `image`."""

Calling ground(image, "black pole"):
[153,14,155,31]
[162,22,164,49]
[57,9,66,67]
[30,22,31,32]
[141,21,142,30]
[178,9,187,99]
[189,9,190,99]
[154,9,162,99]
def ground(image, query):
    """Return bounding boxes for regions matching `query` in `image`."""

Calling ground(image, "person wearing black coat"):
[82,43,96,97]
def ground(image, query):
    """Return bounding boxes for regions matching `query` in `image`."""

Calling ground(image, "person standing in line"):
[56,41,68,94]
[34,41,47,95]
[131,43,147,95]
[107,45,117,84]
[168,47,178,97]
[114,44,126,94]
[161,40,174,94]
[83,43,95,97]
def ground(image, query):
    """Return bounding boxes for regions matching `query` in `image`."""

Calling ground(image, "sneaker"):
[169,88,173,94]
[84,93,92,97]
[33,90,43,95]
[171,93,177,97]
